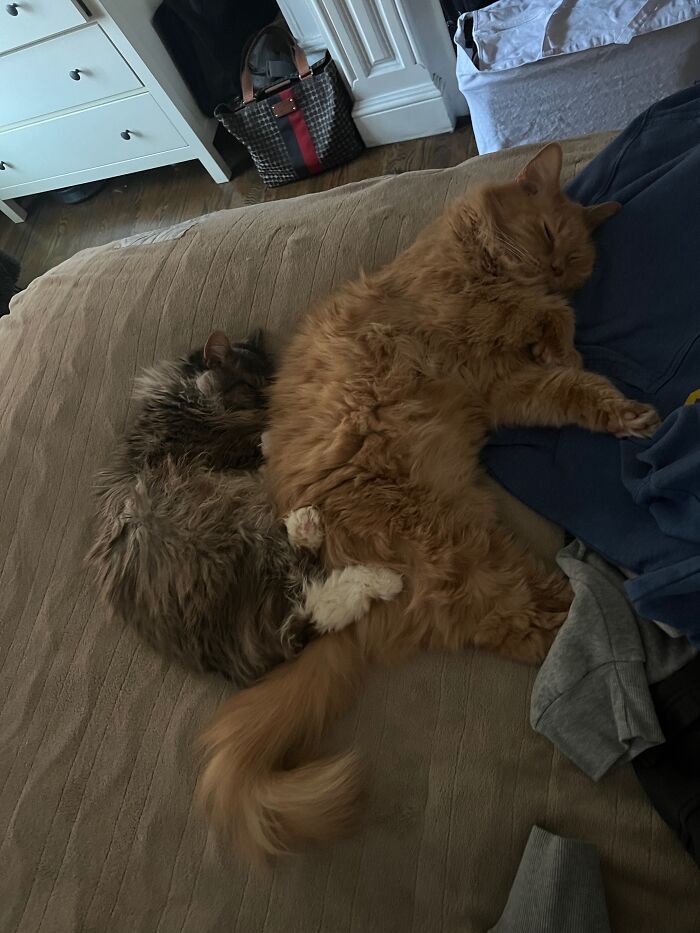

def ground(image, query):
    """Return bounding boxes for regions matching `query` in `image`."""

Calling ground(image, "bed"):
[1,135,698,933]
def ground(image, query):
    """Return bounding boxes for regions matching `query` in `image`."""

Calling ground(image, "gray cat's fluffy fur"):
[88,330,321,686]
[88,331,402,687]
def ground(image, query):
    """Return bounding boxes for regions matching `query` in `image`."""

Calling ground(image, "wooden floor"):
[0,124,476,286]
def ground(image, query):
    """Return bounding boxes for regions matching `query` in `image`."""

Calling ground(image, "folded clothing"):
[531,539,695,781]
[488,825,611,933]
[622,404,700,644]
[484,85,700,637]
[468,0,699,72]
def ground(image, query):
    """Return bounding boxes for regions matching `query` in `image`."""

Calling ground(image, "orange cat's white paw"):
[306,564,403,635]
[359,565,404,601]
[605,401,661,438]
[285,506,324,551]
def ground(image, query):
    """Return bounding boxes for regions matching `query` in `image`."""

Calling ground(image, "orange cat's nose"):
[551,263,564,277]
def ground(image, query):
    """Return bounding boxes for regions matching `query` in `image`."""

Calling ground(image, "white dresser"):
[0,0,230,223]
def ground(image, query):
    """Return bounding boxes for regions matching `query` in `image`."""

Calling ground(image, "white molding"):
[352,80,447,118]
[353,83,453,146]
[278,0,328,57]
[397,0,466,118]
[279,0,464,146]
[358,2,393,69]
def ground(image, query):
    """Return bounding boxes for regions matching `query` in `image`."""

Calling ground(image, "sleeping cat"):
[195,144,662,858]
[88,330,402,688]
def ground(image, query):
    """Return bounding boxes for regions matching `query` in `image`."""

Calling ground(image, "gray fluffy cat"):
[88,330,402,687]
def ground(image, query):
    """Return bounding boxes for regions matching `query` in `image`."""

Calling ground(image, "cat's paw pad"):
[606,401,661,438]
[285,506,324,551]
[361,565,404,601]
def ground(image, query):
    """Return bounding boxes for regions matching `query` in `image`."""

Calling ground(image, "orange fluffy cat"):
[197,145,660,859]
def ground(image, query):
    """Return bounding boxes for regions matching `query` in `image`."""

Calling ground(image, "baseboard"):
[352,80,456,146]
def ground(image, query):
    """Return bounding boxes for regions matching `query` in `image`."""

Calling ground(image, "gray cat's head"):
[189,330,273,411]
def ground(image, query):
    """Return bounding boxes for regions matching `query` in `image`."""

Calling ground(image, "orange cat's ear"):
[584,201,621,230]
[516,143,563,196]
[203,330,232,368]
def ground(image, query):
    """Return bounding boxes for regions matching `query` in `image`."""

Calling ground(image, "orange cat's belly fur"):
[270,334,486,541]
[266,315,569,665]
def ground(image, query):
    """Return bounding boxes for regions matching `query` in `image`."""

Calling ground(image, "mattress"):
[455,1,700,153]
[1,135,699,933]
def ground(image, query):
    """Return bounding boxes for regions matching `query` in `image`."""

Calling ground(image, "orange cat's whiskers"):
[496,231,534,265]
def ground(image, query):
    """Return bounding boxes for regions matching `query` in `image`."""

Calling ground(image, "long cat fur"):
[196,144,661,856]
[88,330,401,688]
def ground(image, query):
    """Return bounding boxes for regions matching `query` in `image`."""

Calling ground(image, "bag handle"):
[240,24,312,105]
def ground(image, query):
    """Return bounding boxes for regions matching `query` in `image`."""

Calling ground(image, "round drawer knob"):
[0,162,6,170]
[120,130,131,140]
[69,69,81,81]
[6,3,19,15]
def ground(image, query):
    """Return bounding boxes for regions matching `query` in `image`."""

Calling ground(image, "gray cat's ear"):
[516,143,562,196]
[203,331,232,368]
[584,201,621,230]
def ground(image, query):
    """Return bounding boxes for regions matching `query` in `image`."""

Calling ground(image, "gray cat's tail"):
[196,627,367,859]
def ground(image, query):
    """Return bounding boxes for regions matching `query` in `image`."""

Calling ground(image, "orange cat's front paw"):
[605,400,661,438]
[528,312,579,368]
[285,506,324,551]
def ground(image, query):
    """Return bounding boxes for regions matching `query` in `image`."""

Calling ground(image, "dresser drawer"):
[0,94,186,194]
[0,0,87,55]
[0,25,142,128]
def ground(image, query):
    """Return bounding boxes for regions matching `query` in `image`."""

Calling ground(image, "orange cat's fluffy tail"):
[196,628,367,859]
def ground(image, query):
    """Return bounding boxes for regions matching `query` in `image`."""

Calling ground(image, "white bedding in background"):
[455,2,700,154]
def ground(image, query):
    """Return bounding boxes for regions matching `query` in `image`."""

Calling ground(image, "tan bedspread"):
[1,136,698,933]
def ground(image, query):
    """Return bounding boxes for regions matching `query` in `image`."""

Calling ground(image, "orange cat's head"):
[475,144,620,293]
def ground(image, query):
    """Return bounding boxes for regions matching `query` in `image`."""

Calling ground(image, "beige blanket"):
[1,136,698,933]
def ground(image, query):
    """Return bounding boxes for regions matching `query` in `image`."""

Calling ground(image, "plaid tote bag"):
[215,25,364,187]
